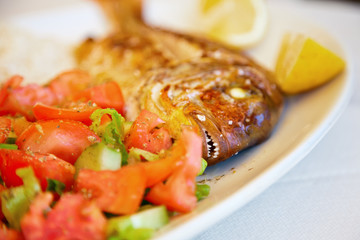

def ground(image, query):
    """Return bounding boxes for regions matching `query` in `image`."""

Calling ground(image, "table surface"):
[1,1,360,240]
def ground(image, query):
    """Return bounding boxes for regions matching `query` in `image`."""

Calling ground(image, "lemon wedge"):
[275,33,345,94]
[199,0,268,48]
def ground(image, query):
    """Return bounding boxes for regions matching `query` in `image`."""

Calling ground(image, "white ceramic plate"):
[0,1,354,239]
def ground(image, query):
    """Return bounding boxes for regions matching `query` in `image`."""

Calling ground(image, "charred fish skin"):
[138,60,282,165]
[75,0,283,165]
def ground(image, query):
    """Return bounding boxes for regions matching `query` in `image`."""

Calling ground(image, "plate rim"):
[0,2,355,240]
[154,8,355,240]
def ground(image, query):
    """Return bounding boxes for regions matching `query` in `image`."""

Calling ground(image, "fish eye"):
[229,87,249,99]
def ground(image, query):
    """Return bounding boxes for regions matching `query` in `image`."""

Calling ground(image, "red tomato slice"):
[0,149,75,191]
[139,145,184,188]
[33,102,102,126]
[0,184,6,220]
[16,120,100,165]
[46,194,107,240]
[20,192,52,240]
[145,127,202,213]
[0,225,24,240]
[75,165,146,215]
[73,81,125,116]
[125,110,172,154]
[48,70,92,103]
[11,84,57,108]
[0,75,22,105]
[0,117,12,143]
[21,193,106,240]
[0,78,57,121]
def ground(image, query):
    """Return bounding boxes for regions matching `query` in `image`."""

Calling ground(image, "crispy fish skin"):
[75,0,283,165]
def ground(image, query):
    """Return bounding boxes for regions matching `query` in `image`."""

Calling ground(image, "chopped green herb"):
[195,184,210,201]
[5,137,17,144]
[0,143,18,150]
[46,179,65,196]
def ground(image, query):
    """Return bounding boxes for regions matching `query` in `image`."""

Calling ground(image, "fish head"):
[140,60,283,165]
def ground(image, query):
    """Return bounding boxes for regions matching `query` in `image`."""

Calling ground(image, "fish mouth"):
[136,60,283,165]
[187,109,229,165]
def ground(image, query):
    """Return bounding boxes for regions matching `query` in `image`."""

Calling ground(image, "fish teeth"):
[204,130,221,159]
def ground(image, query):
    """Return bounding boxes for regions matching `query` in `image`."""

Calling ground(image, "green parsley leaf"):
[195,184,210,201]
[0,144,18,150]
[90,109,128,165]
[46,179,65,196]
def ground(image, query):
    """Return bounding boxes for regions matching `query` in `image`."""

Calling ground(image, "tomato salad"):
[0,70,210,240]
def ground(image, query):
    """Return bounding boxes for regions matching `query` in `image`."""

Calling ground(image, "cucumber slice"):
[128,148,159,162]
[75,142,122,173]
[1,167,41,230]
[107,205,169,239]
[197,158,208,176]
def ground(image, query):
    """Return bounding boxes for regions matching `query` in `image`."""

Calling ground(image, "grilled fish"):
[75,0,283,165]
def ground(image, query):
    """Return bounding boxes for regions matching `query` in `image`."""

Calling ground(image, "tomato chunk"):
[0,75,22,106]
[46,194,107,240]
[75,165,146,215]
[20,192,52,240]
[0,225,24,240]
[48,69,92,103]
[0,149,75,191]
[33,102,103,126]
[16,120,100,165]
[145,127,202,213]
[139,146,183,188]
[0,117,12,143]
[0,76,57,121]
[21,193,107,240]
[125,110,172,154]
[73,81,125,116]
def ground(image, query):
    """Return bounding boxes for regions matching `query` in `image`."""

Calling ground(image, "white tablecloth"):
[196,1,360,239]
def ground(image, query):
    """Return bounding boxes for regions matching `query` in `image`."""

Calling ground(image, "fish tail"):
[95,0,144,34]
